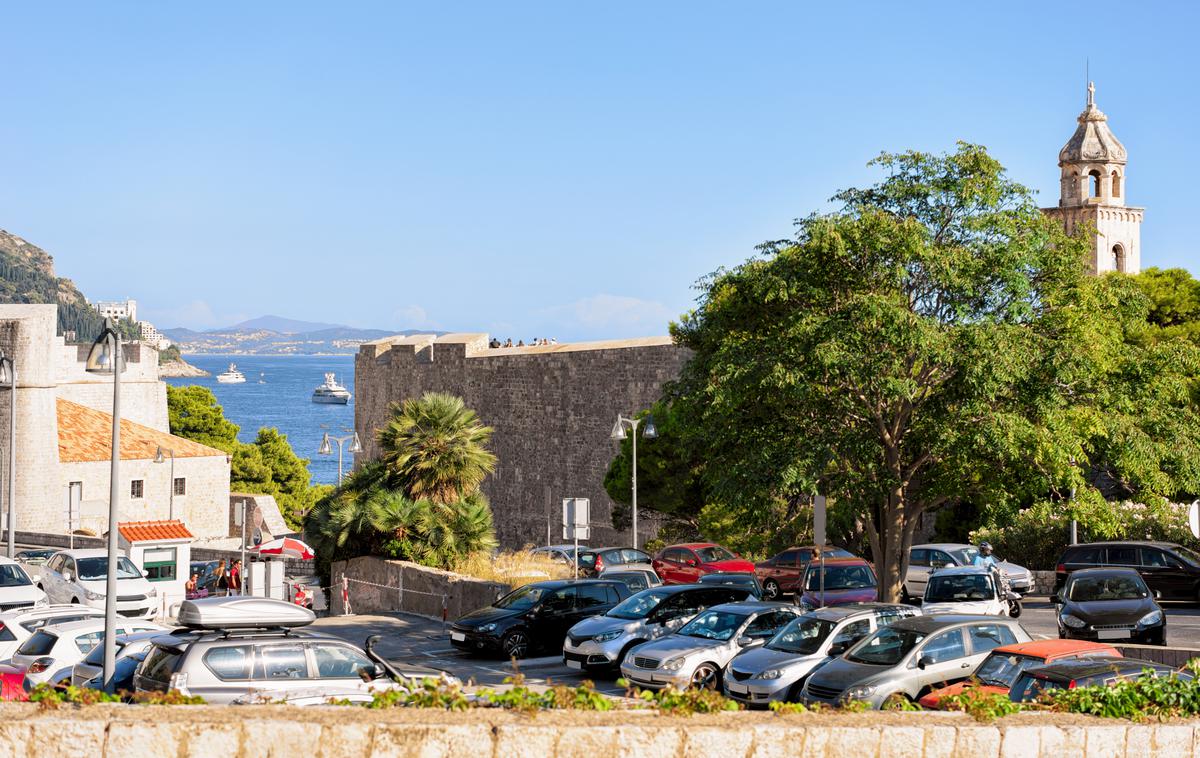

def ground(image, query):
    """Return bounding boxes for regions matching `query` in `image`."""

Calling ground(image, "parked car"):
[0,664,27,701]
[724,603,920,707]
[0,605,105,662]
[1054,567,1166,645]
[1054,541,1200,602]
[796,558,877,608]
[698,572,763,599]
[79,650,147,695]
[38,549,158,619]
[906,544,1032,601]
[598,564,662,593]
[1009,658,1188,702]
[530,545,580,565]
[135,596,443,704]
[0,557,47,613]
[800,615,1032,709]
[12,618,166,687]
[918,639,1122,709]
[563,585,751,675]
[754,546,854,600]
[450,579,630,659]
[577,548,653,577]
[189,561,220,593]
[619,601,800,690]
[921,566,1011,616]
[71,629,168,687]
[13,550,56,567]
[651,543,756,585]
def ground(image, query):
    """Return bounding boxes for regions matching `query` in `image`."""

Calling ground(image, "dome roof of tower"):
[1059,83,1127,165]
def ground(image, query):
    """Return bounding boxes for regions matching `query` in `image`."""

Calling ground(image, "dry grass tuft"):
[453,548,575,584]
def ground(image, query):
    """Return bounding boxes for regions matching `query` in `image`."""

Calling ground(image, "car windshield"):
[925,574,994,603]
[76,557,142,581]
[973,653,1040,688]
[694,546,734,563]
[1068,575,1147,601]
[949,547,980,565]
[0,564,32,587]
[766,616,835,655]
[804,564,874,591]
[846,627,926,666]
[493,585,546,610]
[608,589,671,620]
[1172,546,1200,568]
[678,609,748,641]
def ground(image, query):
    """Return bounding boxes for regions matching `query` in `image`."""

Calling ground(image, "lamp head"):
[610,417,627,441]
[85,320,125,375]
[154,446,165,464]
[643,416,657,439]
[348,432,363,454]
[318,433,332,456]
[0,351,10,385]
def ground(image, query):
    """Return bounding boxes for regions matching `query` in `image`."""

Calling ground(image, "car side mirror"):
[917,656,931,670]
[828,641,849,656]
[1153,589,1162,600]
[63,571,72,583]
[737,636,762,648]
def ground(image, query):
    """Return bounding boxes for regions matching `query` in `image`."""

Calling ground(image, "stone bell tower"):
[1045,82,1143,274]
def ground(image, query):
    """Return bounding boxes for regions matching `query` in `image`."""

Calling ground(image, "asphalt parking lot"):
[313,595,1200,695]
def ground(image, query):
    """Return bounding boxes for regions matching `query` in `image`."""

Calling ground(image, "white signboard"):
[813,495,827,547]
[1189,500,1200,540]
[562,498,590,541]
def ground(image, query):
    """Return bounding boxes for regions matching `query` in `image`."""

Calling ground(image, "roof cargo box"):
[177,596,315,629]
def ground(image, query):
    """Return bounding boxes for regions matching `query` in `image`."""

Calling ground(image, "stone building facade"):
[354,333,689,549]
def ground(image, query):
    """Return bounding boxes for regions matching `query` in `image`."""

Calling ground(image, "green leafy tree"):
[1130,267,1200,346]
[166,385,240,451]
[377,392,498,503]
[669,142,1200,602]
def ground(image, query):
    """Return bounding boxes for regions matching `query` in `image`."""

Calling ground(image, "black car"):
[1054,541,1200,602]
[1054,567,1166,645]
[1009,657,1186,702]
[697,572,763,599]
[577,547,653,577]
[450,579,631,659]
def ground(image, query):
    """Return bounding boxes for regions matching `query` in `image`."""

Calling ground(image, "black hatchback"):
[1054,567,1166,645]
[1054,541,1200,602]
[1009,657,1186,702]
[449,579,630,659]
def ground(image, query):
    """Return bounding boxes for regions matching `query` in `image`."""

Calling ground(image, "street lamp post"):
[610,413,656,550]
[85,319,125,693]
[319,431,362,485]
[0,351,15,559]
[154,446,176,520]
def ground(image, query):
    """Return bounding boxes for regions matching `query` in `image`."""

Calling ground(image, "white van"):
[38,549,158,620]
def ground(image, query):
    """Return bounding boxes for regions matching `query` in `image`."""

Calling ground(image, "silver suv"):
[133,596,448,704]
[563,585,749,674]
[800,614,1031,709]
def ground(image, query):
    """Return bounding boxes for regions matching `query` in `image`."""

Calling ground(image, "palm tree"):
[408,493,498,568]
[377,392,498,503]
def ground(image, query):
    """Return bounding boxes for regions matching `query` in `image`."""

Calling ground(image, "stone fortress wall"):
[354,333,689,549]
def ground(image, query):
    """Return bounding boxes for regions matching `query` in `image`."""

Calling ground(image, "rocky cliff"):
[0,229,104,340]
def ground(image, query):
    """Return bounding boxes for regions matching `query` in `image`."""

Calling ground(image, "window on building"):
[1111,171,1121,198]
[130,480,144,499]
[1088,169,1102,198]
[143,547,177,582]
[173,477,186,496]
[1112,244,1126,273]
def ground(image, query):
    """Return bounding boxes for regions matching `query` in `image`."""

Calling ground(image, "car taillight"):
[27,657,54,674]
[1068,679,1077,689]
[1056,564,1066,573]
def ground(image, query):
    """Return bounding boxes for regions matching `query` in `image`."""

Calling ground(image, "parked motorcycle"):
[992,565,1023,618]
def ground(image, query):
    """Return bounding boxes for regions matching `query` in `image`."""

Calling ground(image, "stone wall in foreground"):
[0,705,1196,757]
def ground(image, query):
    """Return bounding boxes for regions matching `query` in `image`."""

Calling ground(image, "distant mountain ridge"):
[162,315,434,355]
[226,315,343,334]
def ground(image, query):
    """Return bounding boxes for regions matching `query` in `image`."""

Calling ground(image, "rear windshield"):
[1010,675,1064,702]
[16,630,57,657]
[608,589,671,620]
[925,573,993,603]
[139,645,184,684]
[804,564,875,591]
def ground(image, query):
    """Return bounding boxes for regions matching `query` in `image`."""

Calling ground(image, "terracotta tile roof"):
[57,398,227,463]
[118,520,195,542]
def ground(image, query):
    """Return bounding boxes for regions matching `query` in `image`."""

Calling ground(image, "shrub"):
[452,549,573,584]
[1045,665,1200,721]
[941,688,1024,722]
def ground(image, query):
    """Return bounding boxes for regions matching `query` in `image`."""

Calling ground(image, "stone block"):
[26,719,107,758]
[998,726,1040,758]
[747,724,808,757]
[1082,726,1127,758]
[318,722,375,758]
[680,724,754,756]
[244,719,313,758]
[0,723,32,758]
[105,721,184,758]
[879,726,925,758]
[372,723,493,758]
[183,724,241,758]
[955,726,1002,758]
[921,726,958,758]
[493,724,557,758]
[1149,725,1193,756]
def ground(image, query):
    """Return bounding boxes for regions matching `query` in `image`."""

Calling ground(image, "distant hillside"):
[0,229,104,340]
[227,315,343,334]
[162,321,429,355]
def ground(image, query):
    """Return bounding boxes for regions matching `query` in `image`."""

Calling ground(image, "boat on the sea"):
[258,372,266,384]
[312,373,352,404]
[216,363,247,384]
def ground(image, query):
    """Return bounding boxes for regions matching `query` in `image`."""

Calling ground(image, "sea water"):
[164,354,355,485]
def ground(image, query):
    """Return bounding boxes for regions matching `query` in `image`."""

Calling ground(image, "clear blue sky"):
[1,2,1196,340]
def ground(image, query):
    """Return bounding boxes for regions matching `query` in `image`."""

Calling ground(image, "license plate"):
[451,632,466,642]
[726,683,746,695]
[1097,629,1130,640]
[566,660,582,670]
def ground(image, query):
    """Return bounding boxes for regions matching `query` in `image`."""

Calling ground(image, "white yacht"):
[216,363,247,384]
[312,373,352,404]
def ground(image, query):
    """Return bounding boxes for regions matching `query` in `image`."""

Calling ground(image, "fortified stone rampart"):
[354,333,689,548]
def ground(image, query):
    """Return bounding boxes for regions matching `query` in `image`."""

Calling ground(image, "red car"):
[651,543,755,584]
[0,664,28,702]
[754,545,855,600]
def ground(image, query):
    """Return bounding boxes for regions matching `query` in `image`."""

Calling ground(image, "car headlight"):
[1060,613,1086,629]
[592,630,623,643]
[83,589,103,602]
[146,587,157,599]
[759,669,783,680]
[662,657,686,672]
[478,623,497,634]
[1139,610,1163,627]
[843,684,876,700]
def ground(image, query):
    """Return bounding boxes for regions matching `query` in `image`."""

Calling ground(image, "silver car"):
[906,544,1032,600]
[619,601,801,690]
[800,614,1032,709]
[71,629,165,687]
[563,585,750,674]
[598,564,663,593]
[724,603,920,707]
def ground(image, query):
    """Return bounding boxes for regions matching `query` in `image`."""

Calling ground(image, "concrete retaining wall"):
[0,705,1197,757]
[332,555,508,620]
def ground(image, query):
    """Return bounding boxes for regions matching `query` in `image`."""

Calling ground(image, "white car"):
[0,604,105,662]
[38,549,158,619]
[921,566,1010,616]
[0,557,48,613]
[905,543,1032,601]
[12,618,166,687]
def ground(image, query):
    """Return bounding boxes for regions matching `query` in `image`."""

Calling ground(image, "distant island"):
[163,316,439,356]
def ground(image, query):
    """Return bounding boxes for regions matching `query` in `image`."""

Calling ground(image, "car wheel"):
[690,662,721,690]
[762,579,781,600]
[501,630,529,660]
